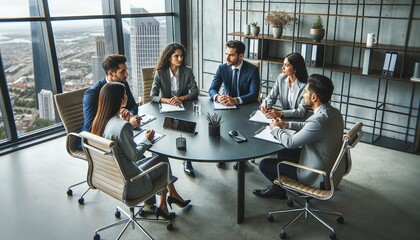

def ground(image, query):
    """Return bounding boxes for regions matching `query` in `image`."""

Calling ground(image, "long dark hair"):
[91,82,126,136]
[154,42,187,73]
[285,52,308,84]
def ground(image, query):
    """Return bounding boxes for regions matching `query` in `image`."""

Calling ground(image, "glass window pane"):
[0,22,56,137]
[48,0,106,17]
[0,0,43,18]
[122,16,172,101]
[120,0,168,14]
[51,19,117,91]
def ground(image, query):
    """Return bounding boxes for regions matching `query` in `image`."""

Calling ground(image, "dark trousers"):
[259,148,301,193]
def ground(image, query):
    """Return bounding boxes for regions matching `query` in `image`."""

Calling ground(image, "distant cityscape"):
[0,8,167,139]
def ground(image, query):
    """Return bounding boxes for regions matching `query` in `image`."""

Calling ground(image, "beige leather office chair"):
[54,87,90,205]
[267,122,363,240]
[79,131,172,240]
[141,67,155,105]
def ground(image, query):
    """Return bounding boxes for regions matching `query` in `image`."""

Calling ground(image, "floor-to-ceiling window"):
[0,0,182,152]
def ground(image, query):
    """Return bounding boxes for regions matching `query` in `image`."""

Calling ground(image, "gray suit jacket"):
[150,66,199,103]
[262,74,307,118]
[271,103,344,188]
[102,115,154,199]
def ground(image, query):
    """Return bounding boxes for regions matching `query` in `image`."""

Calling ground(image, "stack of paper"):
[159,103,185,113]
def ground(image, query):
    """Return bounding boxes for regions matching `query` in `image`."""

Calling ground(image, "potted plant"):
[250,22,260,36]
[310,16,325,42]
[264,11,295,38]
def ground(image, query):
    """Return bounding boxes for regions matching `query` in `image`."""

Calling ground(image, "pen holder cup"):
[208,124,220,137]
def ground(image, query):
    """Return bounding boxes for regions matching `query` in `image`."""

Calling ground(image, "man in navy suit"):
[82,54,140,134]
[209,40,260,168]
[209,40,260,106]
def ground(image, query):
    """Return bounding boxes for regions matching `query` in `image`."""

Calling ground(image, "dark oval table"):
[138,97,283,223]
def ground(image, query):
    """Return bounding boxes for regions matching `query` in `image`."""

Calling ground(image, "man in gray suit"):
[253,74,343,199]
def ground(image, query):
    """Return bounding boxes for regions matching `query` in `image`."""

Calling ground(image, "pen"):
[139,114,146,118]
[250,110,256,117]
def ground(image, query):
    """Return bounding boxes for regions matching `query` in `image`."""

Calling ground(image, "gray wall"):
[188,0,420,150]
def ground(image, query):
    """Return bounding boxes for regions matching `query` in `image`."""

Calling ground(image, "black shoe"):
[183,161,195,177]
[167,196,191,209]
[155,208,176,220]
[216,162,225,168]
[253,185,286,199]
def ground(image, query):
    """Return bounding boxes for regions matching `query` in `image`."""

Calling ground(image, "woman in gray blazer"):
[92,82,190,220]
[261,52,308,119]
[150,43,199,177]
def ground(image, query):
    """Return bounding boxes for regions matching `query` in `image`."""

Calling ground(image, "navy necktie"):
[232,68,238,97]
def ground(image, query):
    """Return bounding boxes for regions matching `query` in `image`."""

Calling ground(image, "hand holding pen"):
[168,93,182,106]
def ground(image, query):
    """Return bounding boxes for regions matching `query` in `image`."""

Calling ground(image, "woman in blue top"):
[260,52,308,119]
[92,82,190,220]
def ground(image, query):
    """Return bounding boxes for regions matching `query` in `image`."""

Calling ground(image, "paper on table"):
[249,110,272,124]
[213,101,237,110]
[253,126,296,144]
[159,102,185,113]
[133,130,165,144]
[139,114,156,127]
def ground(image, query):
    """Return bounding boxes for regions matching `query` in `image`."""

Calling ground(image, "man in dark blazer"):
[253,74,344,199]
[209,40,260,106]
[82,54,140,134]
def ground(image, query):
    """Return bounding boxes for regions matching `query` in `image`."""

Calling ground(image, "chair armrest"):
[277,161,327,179]
[66,132,81,155]
[82,143,110,155]
[130,162,169,183]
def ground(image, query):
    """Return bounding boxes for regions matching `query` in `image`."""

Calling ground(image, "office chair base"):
[67,180,91,205]
[94,205,172,240]
[268,197,342,240]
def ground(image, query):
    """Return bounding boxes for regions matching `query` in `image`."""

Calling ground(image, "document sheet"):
[159,103,185,113]
[134,129,165,144]
[249,110,272,124]
[253,126,296,144]
[213,101,237,110]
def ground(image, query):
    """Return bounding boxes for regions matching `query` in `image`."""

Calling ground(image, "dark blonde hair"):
[91,82,126,136]
[155,43,187,73]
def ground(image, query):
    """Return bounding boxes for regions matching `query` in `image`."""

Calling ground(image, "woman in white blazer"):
[150,43,199,177]
[261,52,308,119]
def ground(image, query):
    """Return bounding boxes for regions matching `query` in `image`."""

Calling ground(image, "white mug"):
[244,24,250,35]
[366,33,377,47]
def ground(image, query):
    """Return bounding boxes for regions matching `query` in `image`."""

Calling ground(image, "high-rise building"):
[38,89,55,121]
[29,0,53,108]
[91,36,106,82]
[129,8,164,100]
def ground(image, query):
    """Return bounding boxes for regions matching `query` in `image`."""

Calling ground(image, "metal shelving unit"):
[226,0,420,152]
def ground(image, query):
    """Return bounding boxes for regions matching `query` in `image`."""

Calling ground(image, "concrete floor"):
[0,136,419,240]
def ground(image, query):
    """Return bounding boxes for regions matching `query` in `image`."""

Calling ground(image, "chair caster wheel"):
[280,231,287,239]
[67,189,73,196]
[267,215,274,222]
[337,216,344,223]
[139,210,145,217]
[329,232,336,240]
[78,197,84,205]
[167,223,173,230]
[115,210,121,218]
[287,199,294,207]
[93,233,100,240]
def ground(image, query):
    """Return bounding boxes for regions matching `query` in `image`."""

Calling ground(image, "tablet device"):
[163,117,197,134]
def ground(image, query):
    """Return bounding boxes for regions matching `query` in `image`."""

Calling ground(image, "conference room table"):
[137,97,283,223]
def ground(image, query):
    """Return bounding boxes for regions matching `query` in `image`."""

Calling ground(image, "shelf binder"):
[300,43,307,62]
[305,44,312,66]
[382,51,398,78]
[362,49,372,75]
[387,52,398,77]
[310,44,325,67]
[382,51,392,77]
[243,37,268,59]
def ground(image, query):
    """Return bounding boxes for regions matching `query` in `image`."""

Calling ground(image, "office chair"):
[141,67,155,105]
[54,87,90,205]
[79,131,172,240]
[267,122,363,240]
